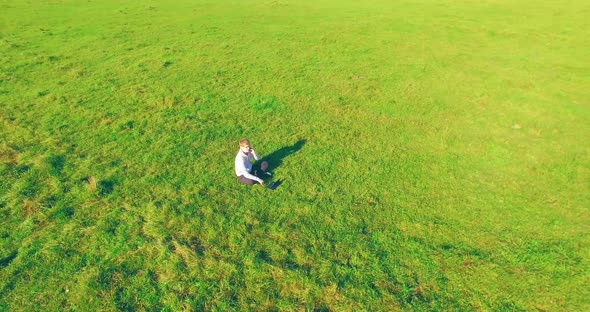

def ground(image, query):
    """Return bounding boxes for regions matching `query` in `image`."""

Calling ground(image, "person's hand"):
[258,179,264,185]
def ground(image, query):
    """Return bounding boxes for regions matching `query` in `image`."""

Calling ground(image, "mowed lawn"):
[1,0,589,310]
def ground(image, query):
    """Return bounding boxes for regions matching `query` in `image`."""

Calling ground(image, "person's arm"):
[250,149,260,161]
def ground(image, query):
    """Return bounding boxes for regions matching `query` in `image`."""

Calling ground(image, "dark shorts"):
[237,175,258,185]
[236,161,268,186]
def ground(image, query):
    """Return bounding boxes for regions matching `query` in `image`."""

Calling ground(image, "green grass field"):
[1,0,589,310]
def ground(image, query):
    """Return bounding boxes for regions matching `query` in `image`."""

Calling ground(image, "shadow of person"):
[262,139,306,171]
[266,179,283,190]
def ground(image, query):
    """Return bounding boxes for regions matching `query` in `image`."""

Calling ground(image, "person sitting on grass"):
[235,138,269,185]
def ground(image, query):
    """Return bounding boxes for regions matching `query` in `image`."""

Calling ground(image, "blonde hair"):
[239,138,250,147]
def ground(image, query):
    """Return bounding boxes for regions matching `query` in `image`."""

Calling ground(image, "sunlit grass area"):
[1,0,589,310]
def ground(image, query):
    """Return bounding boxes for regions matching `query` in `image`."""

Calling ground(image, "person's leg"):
[237,175,256,185]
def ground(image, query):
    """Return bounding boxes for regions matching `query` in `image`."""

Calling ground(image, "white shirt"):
[235,150,260,182]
